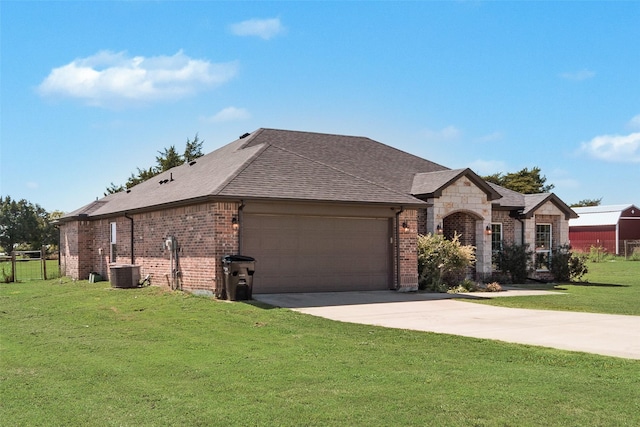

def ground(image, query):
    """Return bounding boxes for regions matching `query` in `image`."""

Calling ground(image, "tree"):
[570,198,602,207]
[105,133,205,195]
[156,145,183,172]
[184,133,204,163]
[0,196,59,252]
[482,167,554,194]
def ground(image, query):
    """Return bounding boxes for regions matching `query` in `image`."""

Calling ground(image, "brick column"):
[397,209,419,291]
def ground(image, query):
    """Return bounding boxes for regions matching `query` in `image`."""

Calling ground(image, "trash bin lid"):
[222,254,255,263]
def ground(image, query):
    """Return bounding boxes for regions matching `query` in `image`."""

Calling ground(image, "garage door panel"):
[243,214,390,293]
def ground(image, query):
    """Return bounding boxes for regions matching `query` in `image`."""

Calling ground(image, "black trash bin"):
[221,255,256,301]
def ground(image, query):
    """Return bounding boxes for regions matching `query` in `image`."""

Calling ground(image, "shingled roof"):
[63,128,447,219]
[62,128,578,221]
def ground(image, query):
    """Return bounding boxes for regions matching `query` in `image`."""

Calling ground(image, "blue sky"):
[2,1,639,213]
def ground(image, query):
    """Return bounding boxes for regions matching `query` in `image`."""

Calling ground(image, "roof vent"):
[126,189,131,193]
[189,160,197,166]
[239,132,251,139]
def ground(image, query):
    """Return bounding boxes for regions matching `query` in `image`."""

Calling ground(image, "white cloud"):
[559,69,596,81]
[474,131,504,143]
[26,182,39,189]
[548,169,580,190]
[421,125,461,141]
[627,114,640,130]
[230,18,284,40]
[468,159,507,176]
[38,50,238,106]
[207,107,251,123]
[580,132,640,163]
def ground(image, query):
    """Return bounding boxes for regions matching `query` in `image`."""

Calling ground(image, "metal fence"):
[0,248,60,282]
[624,240,640,259]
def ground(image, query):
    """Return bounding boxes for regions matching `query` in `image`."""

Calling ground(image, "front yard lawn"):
[471,259,640,315]
[1,279,639,426]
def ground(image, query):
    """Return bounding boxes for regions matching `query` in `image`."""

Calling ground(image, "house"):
[569,204,640,256]
[58,128,577,294]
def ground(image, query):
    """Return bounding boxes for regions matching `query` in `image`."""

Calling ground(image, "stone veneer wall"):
[523,201,570,250]
[427,176,493,276]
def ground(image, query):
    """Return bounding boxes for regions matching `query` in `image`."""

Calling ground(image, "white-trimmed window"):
[535,223,552,271]
[110,222,117,263]
[491,223,503,253]
[491,223,503,271]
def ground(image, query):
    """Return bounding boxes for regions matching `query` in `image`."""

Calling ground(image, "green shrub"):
[494,243,533,284]
[568,251,589,281]
[588,245,614,263]
[417,233,475,292]
[460,278,478,291]
[550,245,588,282]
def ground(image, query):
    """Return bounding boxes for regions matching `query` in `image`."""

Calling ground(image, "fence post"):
[42,246,47,280]
[11,251,16,282]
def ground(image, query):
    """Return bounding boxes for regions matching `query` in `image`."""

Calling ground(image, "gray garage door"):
[243,214,391,293]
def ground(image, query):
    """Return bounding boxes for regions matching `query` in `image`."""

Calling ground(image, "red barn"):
[569,204,640,256]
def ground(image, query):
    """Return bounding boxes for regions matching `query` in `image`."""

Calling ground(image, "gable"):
[523,193,577,220]
[411,168,501,201]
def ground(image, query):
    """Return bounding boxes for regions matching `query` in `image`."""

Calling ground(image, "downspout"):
[394,207,404,291]
[238,200,245,254]
[124,213,134,265]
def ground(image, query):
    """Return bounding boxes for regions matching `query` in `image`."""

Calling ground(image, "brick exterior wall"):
[491,210,520,246]
[443,211,477,246]
[60,201,240,295]
[60,201,421,295]
[416,209,428,235]
[60,220,94,279]
[491,201,571,281]
[397,209,418,291]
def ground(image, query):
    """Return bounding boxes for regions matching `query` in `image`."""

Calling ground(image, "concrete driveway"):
[254,290,640,360]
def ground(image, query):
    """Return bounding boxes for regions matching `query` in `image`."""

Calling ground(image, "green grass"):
[473,259,640,315]
[0,259,60,282]
[1,280,639,426]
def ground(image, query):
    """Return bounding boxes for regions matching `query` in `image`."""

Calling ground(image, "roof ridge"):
[259,127,367,139]
[270,143,423,202]
[214,140,270,195]
[258,128,450,171]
